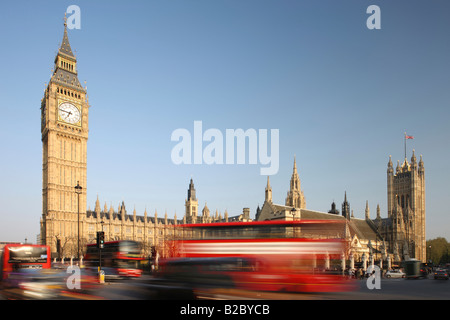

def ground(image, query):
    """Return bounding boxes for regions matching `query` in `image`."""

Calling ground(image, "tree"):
[426,238,450,265]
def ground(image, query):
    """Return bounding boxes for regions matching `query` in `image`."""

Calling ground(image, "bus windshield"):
[1,245,51,281]
[8,246,49,264]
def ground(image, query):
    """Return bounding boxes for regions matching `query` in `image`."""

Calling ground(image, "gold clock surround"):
[58,101,81,126]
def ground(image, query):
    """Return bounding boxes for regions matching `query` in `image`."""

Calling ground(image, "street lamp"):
[291,208,297,238]
[75,181,82,263]
[428,245,432,264]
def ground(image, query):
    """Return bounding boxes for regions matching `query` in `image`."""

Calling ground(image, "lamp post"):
[75,181,82,263]
[100,221,104,271]
[291,207,297,238]
[428,245,432,264]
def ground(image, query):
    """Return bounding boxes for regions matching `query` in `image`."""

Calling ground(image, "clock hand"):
[61,110,73,118]
[60,110,73,121]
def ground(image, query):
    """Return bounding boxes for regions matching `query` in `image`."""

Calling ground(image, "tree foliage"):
[426,237,450,265]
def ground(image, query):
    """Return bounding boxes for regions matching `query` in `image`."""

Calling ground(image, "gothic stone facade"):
[257,155,426,264]
[40,20,89,257]
[373,152,426,262]
[81,180,251,259]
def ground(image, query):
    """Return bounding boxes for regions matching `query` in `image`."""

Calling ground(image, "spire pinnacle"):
[289,156,300,190]
[411,149,417,164]
[94,195,101,213]
[265,176,272,203]
[59,13,75,58]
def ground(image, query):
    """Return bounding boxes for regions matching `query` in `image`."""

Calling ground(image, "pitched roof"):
[348,218,378,241]
[51,68,84,91]
[300,208,346,221]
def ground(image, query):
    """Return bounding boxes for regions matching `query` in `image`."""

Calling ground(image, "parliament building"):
[40,19,426,264]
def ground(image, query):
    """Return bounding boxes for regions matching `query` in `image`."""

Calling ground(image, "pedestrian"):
[358,268,363,280]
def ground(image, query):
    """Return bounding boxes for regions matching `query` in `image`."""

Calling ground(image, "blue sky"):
[0,1,449,243]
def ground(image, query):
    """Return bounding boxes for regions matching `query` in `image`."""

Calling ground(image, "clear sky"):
[0,0,449,243]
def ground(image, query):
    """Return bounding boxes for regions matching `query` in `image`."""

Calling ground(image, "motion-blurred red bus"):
[162,220,354,293]
[0,244,51,281]
[85,240,143,279]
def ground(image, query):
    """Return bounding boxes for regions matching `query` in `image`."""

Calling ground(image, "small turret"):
[187,178,196,201]
[95,195,101,214]
[365,201,370,220]
[411,149,417,169]
[202,202,210,217]
[120,201,126,221]
[328,201,339,215]
[387,155,393,174]
[342,192,351,220]
[419,154,424,175]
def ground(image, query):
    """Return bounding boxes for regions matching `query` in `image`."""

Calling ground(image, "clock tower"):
[40,18,89,257]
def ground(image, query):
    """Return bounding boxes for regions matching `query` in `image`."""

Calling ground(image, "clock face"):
[58,102,81,125]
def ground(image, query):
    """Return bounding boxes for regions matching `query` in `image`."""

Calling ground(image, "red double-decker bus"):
[85,240,143,279]
[0,244,51,281]
[161,220,354,293]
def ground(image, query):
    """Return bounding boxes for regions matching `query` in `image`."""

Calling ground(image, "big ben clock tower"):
[40,17,89,257]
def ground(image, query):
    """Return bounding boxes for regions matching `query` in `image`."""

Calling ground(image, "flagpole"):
[404,132,406,160]
[404,133,414,159]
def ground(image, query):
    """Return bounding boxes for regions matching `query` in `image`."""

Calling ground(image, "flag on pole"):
[404,133,414,159]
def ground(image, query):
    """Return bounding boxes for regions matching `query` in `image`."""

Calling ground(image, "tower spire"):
[342,191,350,220]
[265,176,272,203]
[293,155,297,173]
[59,13,75,58]
[49,16,84,92]
[285,156,305,209]
[290,156,300,190]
